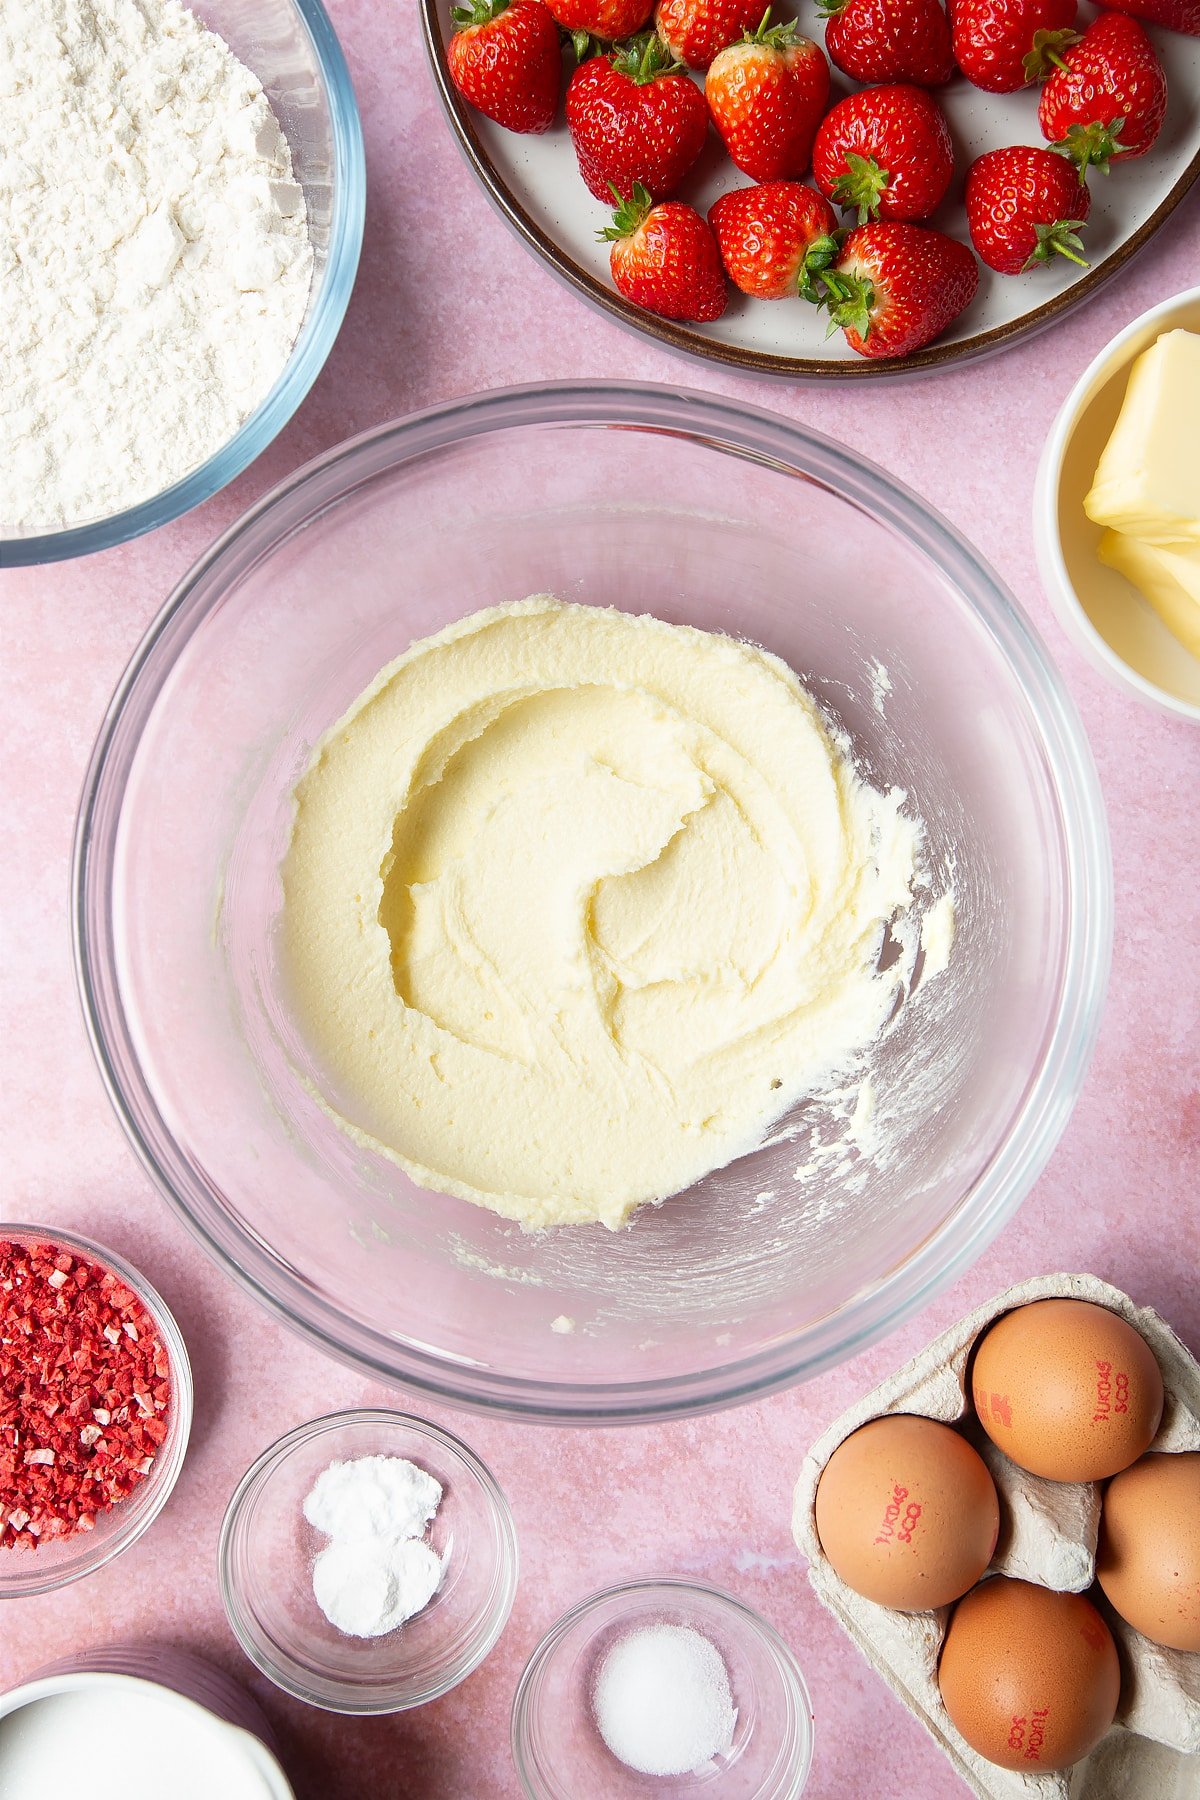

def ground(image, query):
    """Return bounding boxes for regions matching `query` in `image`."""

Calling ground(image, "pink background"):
[3,6,1200,1795]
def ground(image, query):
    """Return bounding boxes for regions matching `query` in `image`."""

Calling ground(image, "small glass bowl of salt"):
[512,1579,814,1798]
[218,1409,518,1713]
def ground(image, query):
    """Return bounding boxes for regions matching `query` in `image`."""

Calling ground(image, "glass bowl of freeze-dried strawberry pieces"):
[0,1226,192,1595]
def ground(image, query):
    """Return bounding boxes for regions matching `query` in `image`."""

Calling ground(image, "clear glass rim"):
[72,379,1113,1425]
[0,1223,193,1596]
[510,1577,815,1800]
[1,0,365,569]
[216,1407,519,1714]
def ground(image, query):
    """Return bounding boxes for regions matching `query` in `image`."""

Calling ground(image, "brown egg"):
[971,1298,1164,1482]
[1098,1452,1200,1650]
[814,1414,1000,1611]
[938,1577,1120,1772]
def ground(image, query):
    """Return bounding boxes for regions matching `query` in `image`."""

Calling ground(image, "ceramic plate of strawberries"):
[423,0,1200,374]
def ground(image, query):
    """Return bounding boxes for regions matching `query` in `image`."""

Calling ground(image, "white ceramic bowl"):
[1034,285,1200,723]
[0,1663,292,1799]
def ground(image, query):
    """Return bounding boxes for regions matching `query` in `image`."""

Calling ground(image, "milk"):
[0,1678,291,1800]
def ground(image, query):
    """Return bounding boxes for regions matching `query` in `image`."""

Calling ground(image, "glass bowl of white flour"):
[218,1409,519,1713]
[0,0,364,566]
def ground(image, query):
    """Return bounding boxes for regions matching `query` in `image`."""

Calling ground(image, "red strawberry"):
[812,85,954,223]
[705,17,831,181]
[545,0,654,36]
[809,221,978,357]
[1103,0,1200,34]
[655,0,766,67]
[820,0,953,86]
[1037,14,1167,169]
[965,144,1090,271]
[708,181,839,296]
[447,0,563,133]
[566,34,709,200]
[603,182,729,319]
[952,0,1076,92]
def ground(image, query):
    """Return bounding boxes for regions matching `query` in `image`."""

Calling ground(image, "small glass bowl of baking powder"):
[0,1224,193,1598]
[218,1409,518,1713]
[512,1579,815,1799]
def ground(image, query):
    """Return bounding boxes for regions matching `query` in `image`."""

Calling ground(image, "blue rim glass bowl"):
[73,381,1112,1424]
[3,0,364,568]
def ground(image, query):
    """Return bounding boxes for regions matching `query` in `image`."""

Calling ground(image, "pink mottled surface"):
[2,7,1200,1795]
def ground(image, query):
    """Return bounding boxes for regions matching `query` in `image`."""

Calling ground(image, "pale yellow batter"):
[280,597,923,1229]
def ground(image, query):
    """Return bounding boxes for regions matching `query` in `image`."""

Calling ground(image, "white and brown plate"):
[421,0,1200,378]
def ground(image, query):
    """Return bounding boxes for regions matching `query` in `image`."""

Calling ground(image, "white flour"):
[0,0,314,534]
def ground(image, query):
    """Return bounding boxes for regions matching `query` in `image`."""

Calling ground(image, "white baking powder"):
[303,1455,445,1639]
[0,0,314,535]
[593,1624,738,1778]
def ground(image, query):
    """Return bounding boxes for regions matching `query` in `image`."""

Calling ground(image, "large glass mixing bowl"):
[4,0,363,567]
[74,383,1111,1424]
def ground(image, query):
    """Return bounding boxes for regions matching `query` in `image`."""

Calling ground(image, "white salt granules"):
[593,1623,738,1777]
[0,0,314,535]
[303,1455,445,1639]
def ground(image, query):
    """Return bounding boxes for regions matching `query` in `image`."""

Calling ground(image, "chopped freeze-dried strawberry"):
[0,1239,173,1550]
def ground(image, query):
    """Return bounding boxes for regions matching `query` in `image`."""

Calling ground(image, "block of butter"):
[1098,532,1200,659]
[1085,329,1200,547]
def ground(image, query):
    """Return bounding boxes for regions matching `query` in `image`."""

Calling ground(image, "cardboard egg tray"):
[791,1273,1200,1799]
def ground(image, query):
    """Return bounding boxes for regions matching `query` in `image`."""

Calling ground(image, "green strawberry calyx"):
[1022,217,1089,271]
[570,28,605,61]
[451,0,512,28]
[797,232,847,303]
[1050,117,1128,178]
[801,251,875,339]
[830,153,892,227]
[736,8,801,50]
[609,30,686,82]
[815,0,851,19]
[816,270,875,341]
[1022,27,1080,80]
[598,181,655,242]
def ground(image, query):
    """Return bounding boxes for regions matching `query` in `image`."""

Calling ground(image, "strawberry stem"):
[598,180,655,242]
[1023,218,1089,270]
[830,153,891,227]
[1050,117,1127,178]
[798,233,844,303]
[739,8,801,48]
[805,264,874,341]
[1022,26,1080,81]
[610,30,685,81]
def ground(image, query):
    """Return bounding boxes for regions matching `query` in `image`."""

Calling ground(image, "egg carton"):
[792,1273,1200,1799]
